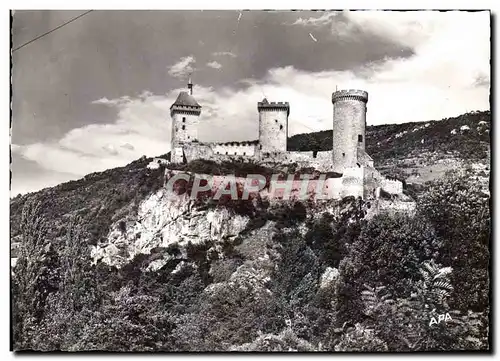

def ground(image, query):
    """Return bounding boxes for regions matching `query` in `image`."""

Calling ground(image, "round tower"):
[170,81,201,163]
[331,89,368,173]
[258,98,290,157]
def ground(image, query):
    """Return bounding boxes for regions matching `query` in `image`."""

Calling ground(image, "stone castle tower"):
[170,78,201,163]
[257,98,290,157]
[331,89,368,173]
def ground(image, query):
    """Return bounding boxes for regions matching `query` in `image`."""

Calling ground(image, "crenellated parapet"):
[332,89,368,104]
[257,100,290,116]
[170,104,201,117]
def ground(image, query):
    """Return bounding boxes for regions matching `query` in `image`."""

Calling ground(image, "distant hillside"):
[289,110,491,185]
[289,110,490,159]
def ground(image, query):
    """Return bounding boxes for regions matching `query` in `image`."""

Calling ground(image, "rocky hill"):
[10,110,491,352]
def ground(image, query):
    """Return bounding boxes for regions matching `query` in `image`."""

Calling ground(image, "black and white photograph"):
[10,9,491,352]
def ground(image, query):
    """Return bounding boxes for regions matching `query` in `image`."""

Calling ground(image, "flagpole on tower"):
[188,73,193,95]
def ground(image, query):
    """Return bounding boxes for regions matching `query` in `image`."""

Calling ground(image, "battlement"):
[332,89,368,104]
[212,140,259,147]
[170,104,202,116]
[258,101,290,116]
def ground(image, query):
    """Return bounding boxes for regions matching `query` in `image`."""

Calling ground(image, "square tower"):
[170,91,201,163]
[257,98,290,158]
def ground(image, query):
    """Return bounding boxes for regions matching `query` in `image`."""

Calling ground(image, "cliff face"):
[91,188,250,268]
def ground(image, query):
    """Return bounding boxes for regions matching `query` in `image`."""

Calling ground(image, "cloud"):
[167,55,196,79]
[290,11,339,27]
[207,61,222,70]
[92,96,133,106]
[120,142,135,150]
[13,11,490,194]
[13,93,173,184]
[212,51,237,58]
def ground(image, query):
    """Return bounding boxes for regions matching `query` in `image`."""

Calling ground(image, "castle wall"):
[358,149,374,168]
[363,166,382,199]
[340,166,365,199]
[375,198,416,216]
[258,104,289,154]
[171,146,185,164]
[380,178,404,195]
[183,143,214,162]
[212,143,257,157]
[332,90,368,173]
[164,169,348,201]
[308,151,334,172]
[286,151,314,162]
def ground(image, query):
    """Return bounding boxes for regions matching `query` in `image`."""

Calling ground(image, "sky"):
[11,10,490,195]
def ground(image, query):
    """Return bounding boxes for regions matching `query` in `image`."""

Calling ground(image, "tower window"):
[182,117,186,123]
[225,152,228,155]
[280,125,283,130]
[182,125,185,130]
[243,152,246,156]
[275,119,278,123]
[260,145,262,150]
[358,134,363,142]
[342,153,345,157]
[234,152,237,155]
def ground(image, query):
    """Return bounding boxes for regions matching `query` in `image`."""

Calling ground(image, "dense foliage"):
[12,167,490,351]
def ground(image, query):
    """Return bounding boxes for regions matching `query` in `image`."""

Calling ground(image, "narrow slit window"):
[358,134,363,142]
[182,117,186,123]
[182,125,186,130]
[280,125,283,130]
[342,153,345,157]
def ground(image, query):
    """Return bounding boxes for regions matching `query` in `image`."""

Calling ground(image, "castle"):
[167,79,404,200]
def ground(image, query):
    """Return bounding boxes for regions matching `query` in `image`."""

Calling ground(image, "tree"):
[339,260,488,351]
[32,217,102,351]
[12,199,59,350]
[418,172,490,311]
[334,212,442,325]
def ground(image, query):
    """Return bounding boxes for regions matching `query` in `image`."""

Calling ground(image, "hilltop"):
[10,110,490,255]
[11,110,490,351]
